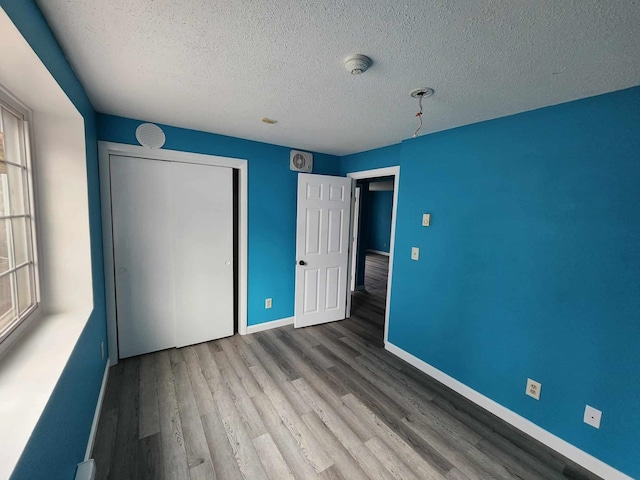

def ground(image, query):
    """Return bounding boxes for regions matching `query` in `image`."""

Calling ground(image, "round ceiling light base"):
[410,87,435,98]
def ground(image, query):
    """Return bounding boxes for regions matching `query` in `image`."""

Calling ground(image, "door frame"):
[349,186,361,292]
[98,141,248,365]
[346,166,399,346]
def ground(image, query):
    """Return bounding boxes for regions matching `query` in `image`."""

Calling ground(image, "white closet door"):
[171,162,234,347]
[111,155,176,358]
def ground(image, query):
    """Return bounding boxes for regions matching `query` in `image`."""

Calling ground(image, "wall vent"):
[290,150,313,173]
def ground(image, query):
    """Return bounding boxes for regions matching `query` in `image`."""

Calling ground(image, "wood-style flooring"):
[92,253,600,480]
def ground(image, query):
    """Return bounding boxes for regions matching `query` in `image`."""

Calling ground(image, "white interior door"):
[171,162,234,347]
[111,155,176,358]
[295,173,352,328]
[111,156,234,358]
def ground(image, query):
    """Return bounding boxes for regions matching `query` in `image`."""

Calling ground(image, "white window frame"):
[0,85,41,356]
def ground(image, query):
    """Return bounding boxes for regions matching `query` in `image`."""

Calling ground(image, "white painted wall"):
[33,111,92,314]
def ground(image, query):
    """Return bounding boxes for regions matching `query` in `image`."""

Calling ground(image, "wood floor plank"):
[445,467,471,480]
[93,408,118,480]
[247,338,312,415]
[201,412,242,480]
[255,333,304,381]
[300,412,370,480]
[155,350,190,480]
[341,393,447,480]
[220,337,263,397]
[475,437,568,480]
[168,347,185,366]
[282,328,334,369]
[110,357,140,480]
[402,415,515,480]
[278,332,347,397]
[318,464,348,480]
[182,345,216,415]
[249,363,334,473]
[173,360,214,472]
[211,372,270,480]
[189,461,215,480]
[251,392,322,480]
[138,432,164,480]
[139,353,160,439]
[253,432,296,480]
[364,436,420,480]
[293,377,394,480]
[264,330,375,442]
[214,350,268,439]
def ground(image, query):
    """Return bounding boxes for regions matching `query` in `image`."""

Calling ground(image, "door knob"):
[298,260,307,266]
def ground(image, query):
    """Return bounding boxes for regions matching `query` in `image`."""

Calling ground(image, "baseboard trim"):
[245,316,294,334]
[84,361,110,461]
[384,342,632,480]
[366,249,390,257]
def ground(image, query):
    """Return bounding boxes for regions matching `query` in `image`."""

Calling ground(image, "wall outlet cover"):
[422,213,431,226]
[584,405,602,429]
[526,378,542,400]
[411,247,420,261]
[265,298,272,309]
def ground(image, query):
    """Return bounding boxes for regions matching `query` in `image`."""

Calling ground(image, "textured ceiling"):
[35,0,640,155]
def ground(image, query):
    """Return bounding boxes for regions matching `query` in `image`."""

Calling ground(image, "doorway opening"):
[346,167,399,347]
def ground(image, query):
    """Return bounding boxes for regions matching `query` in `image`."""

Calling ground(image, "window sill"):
[0,306,93,479]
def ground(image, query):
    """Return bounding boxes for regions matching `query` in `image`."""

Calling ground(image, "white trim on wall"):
[346,166,400,346]
[246,316,294,334]
[98,141,249,365]
[385,342,633,480]
[84,361,109,461]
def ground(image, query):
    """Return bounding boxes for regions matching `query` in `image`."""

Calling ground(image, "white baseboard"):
[366,249,390,257]
[245,316,294,334]
[385,342,632,480]
[84,361,110,461]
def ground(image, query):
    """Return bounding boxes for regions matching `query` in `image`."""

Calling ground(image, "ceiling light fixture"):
[410,88,434,138]
[344,54,372,75]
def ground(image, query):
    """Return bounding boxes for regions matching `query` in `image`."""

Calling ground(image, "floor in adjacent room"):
[92,253,600,479]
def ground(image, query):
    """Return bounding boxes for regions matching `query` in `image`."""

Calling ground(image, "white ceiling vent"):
[135,123,166,148]
[290,150,313,173]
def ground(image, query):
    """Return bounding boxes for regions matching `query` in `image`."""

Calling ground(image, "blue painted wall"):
[367,190,393,253]
[343,86,640,478]
[97,114,340,326]
[339,143,400,176]
[0,1,109,479]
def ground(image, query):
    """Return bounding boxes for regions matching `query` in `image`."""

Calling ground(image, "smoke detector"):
[344,54,372,75]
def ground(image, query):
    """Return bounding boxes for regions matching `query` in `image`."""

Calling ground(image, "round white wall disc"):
[135,123,166,148]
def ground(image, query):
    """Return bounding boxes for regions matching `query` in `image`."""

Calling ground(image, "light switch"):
[422,213,431,227]
[411,247,420,261]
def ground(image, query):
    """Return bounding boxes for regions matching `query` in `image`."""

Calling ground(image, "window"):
[0,89,38,344]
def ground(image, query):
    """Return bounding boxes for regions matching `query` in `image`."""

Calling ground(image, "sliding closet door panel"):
[110,155,176,358]
[171,162,234,347]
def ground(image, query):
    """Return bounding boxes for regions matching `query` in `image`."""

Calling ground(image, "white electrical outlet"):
[422,213,431,226]
[265,298,272,309]
[411,247,420,261]
[525,378,542,400]
[100,342,105,360]
[584,405,602,429]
